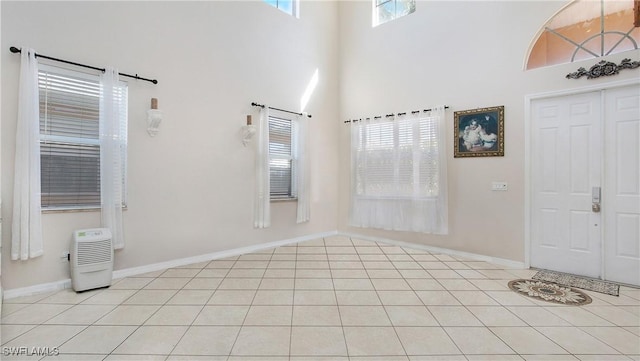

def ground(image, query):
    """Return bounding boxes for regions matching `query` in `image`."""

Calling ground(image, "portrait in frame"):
[454,106,504,158]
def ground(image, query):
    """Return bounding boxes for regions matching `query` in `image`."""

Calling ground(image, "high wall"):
[1,1,340,290]
[337,0,640,262]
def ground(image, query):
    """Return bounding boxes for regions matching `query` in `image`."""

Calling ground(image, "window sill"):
[354,195,439,200]
[271,197,298,203]
[42,206,128,214]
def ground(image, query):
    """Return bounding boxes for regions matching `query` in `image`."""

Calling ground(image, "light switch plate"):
[492,182,508,191]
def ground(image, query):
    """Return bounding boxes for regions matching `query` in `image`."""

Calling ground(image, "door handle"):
[592,186,601,213]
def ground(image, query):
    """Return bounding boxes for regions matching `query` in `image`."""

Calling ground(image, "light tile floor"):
[2,236,639,361]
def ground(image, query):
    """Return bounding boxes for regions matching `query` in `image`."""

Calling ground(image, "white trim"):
[2,231,337,300]
[525,78,639,102]
[342,232,526,269]
[3,229,532,299]
[3,279,71,300]
[522,1,571,71]
[523,78,640,272]
[112,230,338,279]
[598,89,606,281]
[523,95,532,269]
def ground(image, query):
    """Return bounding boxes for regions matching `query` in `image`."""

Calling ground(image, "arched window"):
[527,0,639,70]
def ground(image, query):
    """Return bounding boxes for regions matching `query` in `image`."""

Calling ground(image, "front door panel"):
[531,91,602,278]
[603,85,640,286]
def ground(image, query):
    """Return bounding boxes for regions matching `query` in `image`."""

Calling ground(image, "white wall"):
[1,1,339,290]
[3,0,639,292]
[337,0,640,262]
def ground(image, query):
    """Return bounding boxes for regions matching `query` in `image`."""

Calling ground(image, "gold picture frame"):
[454,106,504,158]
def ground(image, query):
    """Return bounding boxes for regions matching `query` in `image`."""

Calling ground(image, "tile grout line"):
[396,243,468,358]
[456,267,569,358]
[100,265,211,359]
[432,256,525,357]
[98,258,231,359]
[163,258,234,359]
[58,281,161,358]
[358,239,413,358]
[326,236,350,359]
[287,241,298,361]
[222,248,275,360]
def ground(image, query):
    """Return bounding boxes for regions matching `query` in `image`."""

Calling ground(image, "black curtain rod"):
[251,102,312,118]
[344,106,449,123]
[10,46,158,85]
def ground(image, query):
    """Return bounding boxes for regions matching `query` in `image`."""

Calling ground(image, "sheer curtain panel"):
[12,47,44,260]
[295,114,310,223]
[100,68,126,249]
[255,106,271,228]
[349,105,448,234]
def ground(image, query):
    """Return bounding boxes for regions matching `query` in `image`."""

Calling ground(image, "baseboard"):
[3,230,525,300]
[3,279,72,300]
[112,230,338,279]
[2,230,338,300]
[340,232,526,269]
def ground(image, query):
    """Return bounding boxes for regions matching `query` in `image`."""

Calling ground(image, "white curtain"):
[349,105,448,234]
[295,114,310,223]
[254,106,271,228]
[100,67,125,249]
[11,47,43,260]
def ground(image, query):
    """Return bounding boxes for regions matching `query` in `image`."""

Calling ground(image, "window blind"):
[354,116,439,198]
[39,67,127,209]
[350,107,448,234]
[269,116,295,199]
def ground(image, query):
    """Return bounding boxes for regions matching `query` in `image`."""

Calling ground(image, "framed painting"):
[454,105,504,158]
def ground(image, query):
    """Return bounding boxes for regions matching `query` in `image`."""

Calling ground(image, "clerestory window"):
[527,0,640,69]
[373,0,416,27]
[264,0,299,18]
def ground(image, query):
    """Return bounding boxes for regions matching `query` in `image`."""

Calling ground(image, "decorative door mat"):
[508,279,592,305]
[532,270,619,297]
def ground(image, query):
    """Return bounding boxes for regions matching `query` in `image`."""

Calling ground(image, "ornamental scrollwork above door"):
[566,58,640,79]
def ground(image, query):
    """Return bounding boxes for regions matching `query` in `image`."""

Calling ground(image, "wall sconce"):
[242,115,256,146]
[147,98,162,137]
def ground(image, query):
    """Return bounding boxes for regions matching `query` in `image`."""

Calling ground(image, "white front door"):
[603,85,640,286]
[531,91,602,279]
[531,84,640,286]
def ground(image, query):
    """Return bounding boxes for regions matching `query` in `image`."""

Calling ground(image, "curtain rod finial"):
[10,46,21,53]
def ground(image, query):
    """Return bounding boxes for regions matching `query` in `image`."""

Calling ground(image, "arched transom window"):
[527,0,640,70]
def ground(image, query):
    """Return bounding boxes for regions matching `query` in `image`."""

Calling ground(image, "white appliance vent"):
[70,228,113,292]
[76,240,112,266]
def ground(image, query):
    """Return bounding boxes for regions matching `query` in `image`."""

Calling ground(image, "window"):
[39,66,128,209]
[353,116,439,199]
[264,0,299,17]
[373,0,416,27]
[349,108,448,234]
[527,0,640,69]
[269,115,297,200]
